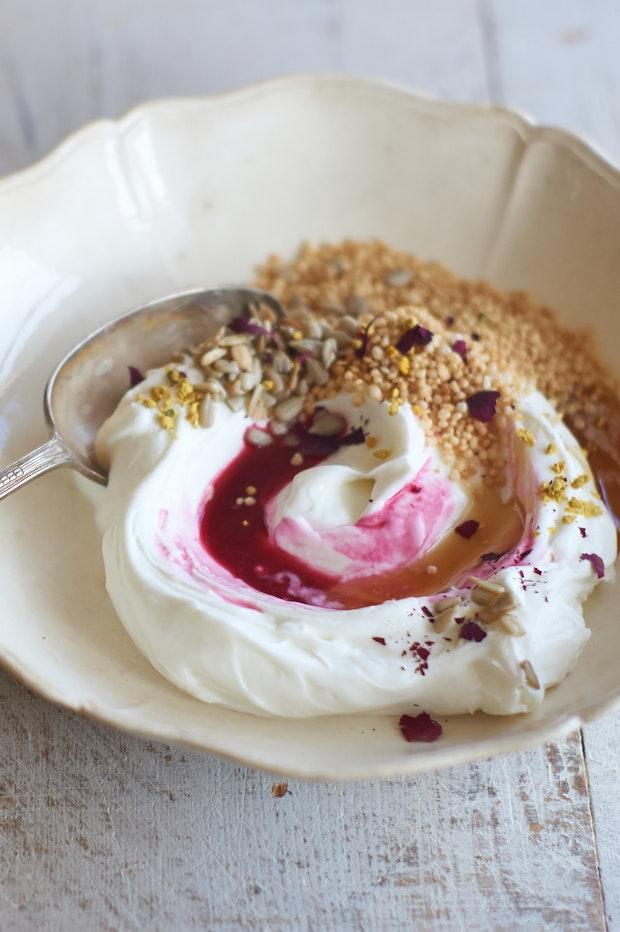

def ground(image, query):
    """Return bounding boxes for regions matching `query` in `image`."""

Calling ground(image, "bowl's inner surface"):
[0,80,619,775]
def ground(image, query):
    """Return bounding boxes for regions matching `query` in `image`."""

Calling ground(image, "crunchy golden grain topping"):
[134,239,617,494]
[256,239,618,487]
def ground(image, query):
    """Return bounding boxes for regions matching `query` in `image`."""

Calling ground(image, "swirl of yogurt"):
[95,365,617,717]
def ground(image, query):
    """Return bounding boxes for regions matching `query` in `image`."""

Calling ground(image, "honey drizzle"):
[329,491,523,610]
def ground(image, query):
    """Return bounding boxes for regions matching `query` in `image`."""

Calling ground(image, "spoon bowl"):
[0,287,283,498]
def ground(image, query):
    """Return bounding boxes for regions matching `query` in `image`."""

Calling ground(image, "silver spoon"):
[0,287,284,500]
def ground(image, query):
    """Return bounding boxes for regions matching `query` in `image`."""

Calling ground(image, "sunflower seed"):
[306,319,323,339]
[433,607,457,633]
[240,371,256,392]
[199,394,215,427]
[470,576,506,607]
[269,420,289,436]
[248,384,264,417]
[213,358,240,375]
[498,615,526,637]
[471,589,496,607]
[273,351,293,374]
[321,337,338,369]
[288,365,300,393]
[305,358,329,386]
[520,659,540,688]
[195,379,224,396]
[219,334,250,347]
[252,401,267,421]
[229,379,245,397]
[437,596,461,611]
[246,426,272,447]
[266,369,284,394]
[275,395,304,422]
[289,338,320,354]
[295,378,309,396]
[200,347,227,367]
[231,343,254,372]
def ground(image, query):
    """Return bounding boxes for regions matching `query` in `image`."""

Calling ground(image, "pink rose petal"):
[580,553,605,579]
[128,365,144,387]
[396,325,433,353]
[467,390,500,423]
[460,621,487,642]
[451,339,468,361]
[455,520,480,539]
[399,712,442,743]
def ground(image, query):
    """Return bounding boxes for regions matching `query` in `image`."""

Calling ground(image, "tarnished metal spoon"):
[0,287,284,500]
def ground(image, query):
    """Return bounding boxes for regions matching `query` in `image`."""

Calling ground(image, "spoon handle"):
[0,434,73,501]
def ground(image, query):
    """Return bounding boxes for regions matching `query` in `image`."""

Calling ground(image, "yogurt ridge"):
[96,364,617,718]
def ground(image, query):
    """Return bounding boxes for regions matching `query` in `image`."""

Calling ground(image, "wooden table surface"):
[1,2,619,929]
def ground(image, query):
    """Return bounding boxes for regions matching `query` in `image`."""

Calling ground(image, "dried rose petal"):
[410,644,430,661]
[230,315,268,336]
[455,520,480,539]
[128,365,144,388]
[480,551,505,563]
[399,712,442,743]
[580,553,605,579]
[467,390,500,423]
[451,339,467,361]
[421,605,433,618]
[396,324,433,353]
[445,315,455,327]
[340,426,366,446]
[579,527,587,538]
[372,636,386,645]
[460,621,487,642]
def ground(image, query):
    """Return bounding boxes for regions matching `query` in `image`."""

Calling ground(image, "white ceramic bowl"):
[1,75,619,780]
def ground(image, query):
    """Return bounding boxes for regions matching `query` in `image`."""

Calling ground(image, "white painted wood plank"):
[483,1,620,925]
[583,714,620,929]
[0,0,488,175]
[0,674,605,931]
[482,0,620,162]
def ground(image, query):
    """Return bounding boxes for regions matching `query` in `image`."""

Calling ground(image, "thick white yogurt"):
[95,367,617,718]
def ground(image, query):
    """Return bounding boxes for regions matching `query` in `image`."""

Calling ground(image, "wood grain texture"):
[0,676,607,931]
[0,0,618,928]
